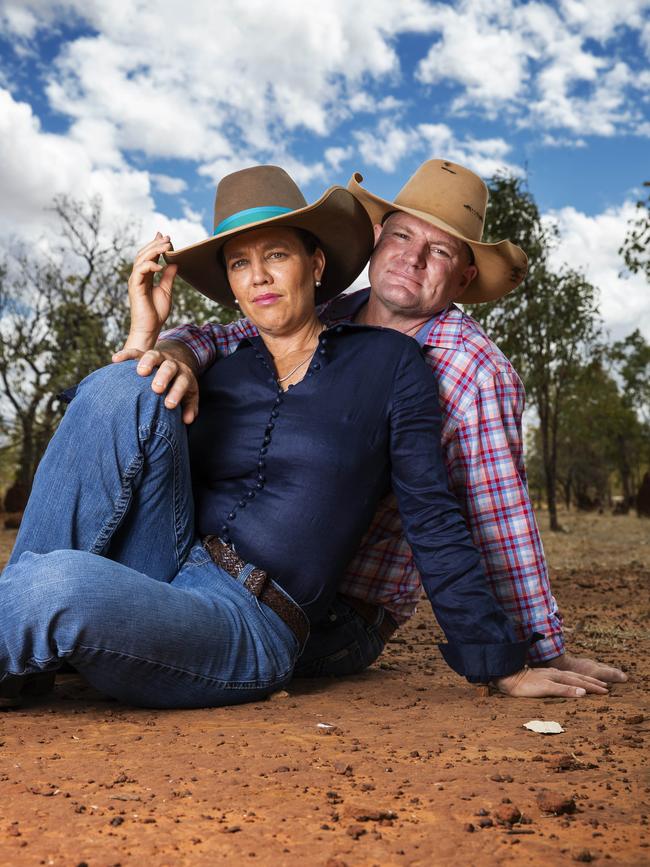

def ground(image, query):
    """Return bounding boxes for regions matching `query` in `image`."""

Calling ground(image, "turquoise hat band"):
[213,205,293,236]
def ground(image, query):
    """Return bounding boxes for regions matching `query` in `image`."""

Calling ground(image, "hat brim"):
[348,173,528,303]
[165,186,374,308]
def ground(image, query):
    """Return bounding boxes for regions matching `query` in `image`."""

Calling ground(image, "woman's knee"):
[68,361,181,435]
[7,550,111,619]
[78,361,156,409]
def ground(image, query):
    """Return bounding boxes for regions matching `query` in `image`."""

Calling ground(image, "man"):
[115,159,625,686]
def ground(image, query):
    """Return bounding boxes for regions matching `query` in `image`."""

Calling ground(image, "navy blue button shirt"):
[190,323,535,681]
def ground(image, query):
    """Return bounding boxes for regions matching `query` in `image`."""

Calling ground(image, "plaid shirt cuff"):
[438,632,544,683]
[525,628,566,664]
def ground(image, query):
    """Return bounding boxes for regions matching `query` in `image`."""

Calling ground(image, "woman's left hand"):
[493,666,610,698]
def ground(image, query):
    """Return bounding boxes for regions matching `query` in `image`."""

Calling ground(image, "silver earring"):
[233,299,240,306]
[315,280,322,288]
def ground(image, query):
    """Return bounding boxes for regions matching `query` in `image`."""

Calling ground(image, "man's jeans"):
[294,596,391,677]
[0,362,299,709]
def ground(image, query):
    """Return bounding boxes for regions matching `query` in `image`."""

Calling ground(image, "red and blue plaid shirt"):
[161,289,564,662]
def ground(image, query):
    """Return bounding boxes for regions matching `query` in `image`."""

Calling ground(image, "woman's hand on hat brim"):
[111,346,199,425]
[492,666,610,698]
[126,232,177,348]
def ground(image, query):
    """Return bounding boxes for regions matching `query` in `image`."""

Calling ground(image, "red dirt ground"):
[0,508,648,866]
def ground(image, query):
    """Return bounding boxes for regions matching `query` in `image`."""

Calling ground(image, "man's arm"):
[113,321,259,423]
[388,341,608,697]
[444,367,626,683]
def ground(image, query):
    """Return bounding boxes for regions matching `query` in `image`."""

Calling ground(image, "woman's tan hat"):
[165,165,374,308]
[348,159,528,303]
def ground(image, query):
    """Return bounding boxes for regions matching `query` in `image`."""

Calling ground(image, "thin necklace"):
[276,355,311,383]
[274,324,325,384]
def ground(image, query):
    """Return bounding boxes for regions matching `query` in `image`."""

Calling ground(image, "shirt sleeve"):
[159,318,259,372]
[444,368,564,663]
[389,342,539,682]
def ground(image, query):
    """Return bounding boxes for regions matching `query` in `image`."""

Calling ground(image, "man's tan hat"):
[348,159,528,303]
[165,165,374,308]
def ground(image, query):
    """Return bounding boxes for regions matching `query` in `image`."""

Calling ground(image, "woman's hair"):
[293,228,320,256]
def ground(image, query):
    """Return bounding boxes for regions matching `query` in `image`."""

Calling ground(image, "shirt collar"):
[324,288,466,352]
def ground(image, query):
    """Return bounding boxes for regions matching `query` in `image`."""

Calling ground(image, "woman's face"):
[223,226,325,337]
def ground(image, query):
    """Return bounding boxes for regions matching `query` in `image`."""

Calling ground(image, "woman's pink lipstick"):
[253,293,281,305]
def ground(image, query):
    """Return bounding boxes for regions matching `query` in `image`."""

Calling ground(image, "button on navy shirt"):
[190,323,534,681]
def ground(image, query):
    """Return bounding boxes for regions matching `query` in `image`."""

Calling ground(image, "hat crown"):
[213,165,308,235]
[394,159,488,242]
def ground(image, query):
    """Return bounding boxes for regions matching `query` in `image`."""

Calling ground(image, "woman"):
[1,167,606,708]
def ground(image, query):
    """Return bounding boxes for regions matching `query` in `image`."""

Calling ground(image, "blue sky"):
[0,0,648,338]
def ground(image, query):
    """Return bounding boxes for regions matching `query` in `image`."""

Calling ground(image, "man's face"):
[368,212,478,318]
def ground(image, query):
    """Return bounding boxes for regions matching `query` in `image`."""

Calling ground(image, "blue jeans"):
[293,596,391,677]
[1,362,300,708]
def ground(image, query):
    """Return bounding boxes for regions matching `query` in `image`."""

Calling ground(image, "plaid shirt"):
[161,289,564,662]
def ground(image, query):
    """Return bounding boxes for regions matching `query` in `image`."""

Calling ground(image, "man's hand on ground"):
[542,652,627,684]
[111,346,199,424]
[493,665,610,698]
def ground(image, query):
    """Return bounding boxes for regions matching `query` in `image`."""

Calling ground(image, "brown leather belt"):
[341,595,399,644]
[203,536,309,648]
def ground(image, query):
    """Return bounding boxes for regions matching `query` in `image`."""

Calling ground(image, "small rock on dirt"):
[344,804,397,822]
[494,804,522,825]
[536,790,577,815]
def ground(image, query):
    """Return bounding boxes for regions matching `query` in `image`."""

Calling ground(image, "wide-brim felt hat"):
[348,159,528,303]
[165,165,375,308]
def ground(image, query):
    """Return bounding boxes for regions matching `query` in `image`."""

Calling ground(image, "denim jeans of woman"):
[0,362,302,709]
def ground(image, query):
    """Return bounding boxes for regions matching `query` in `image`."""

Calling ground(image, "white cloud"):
[416,1,530,111]
[541,133,587,148]
[3,0,438,171]
[415,0,650,136]
[354,118,422,173]
[152,174,188,195]
[0,88,204,252]
[353,118,521,178]
[558,0,650,41]
[324,146,354,172]
[544,202,650,342]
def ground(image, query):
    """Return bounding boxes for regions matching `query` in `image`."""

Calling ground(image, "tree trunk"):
[15,417,38,494]
[617,434,632,511]
[540,404,561,532]
[560,468,573,510]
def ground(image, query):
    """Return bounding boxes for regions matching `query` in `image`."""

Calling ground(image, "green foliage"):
[0,195,235,492]
[0,196,134,489]
[609,329,650,421]
[620,181,650,281]
[552,359,646,509]
[470,174,602,529]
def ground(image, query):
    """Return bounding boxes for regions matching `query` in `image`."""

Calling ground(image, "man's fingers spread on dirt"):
[548,671,609,692]
[591,664,628,682]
